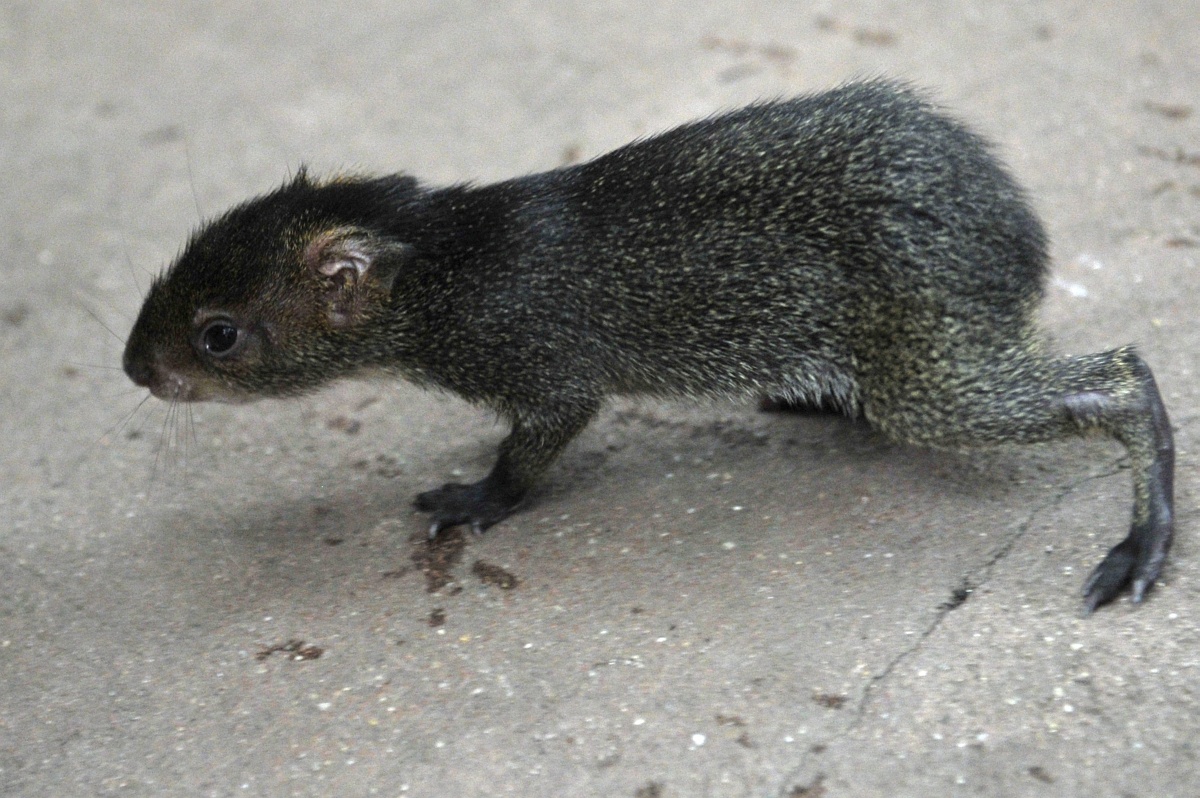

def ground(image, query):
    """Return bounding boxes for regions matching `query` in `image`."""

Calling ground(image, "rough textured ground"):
[2,1,1198,796]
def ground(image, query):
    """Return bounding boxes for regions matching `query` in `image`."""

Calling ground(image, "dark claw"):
[1081,529,1168,613]
[414,479,520,538]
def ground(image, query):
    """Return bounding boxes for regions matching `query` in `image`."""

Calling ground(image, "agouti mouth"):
[122,354,241,404]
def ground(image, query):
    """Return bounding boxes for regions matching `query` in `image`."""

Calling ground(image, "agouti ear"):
[304,229,410,329]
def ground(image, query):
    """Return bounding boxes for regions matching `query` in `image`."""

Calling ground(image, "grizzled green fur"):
[124,80,1174,612]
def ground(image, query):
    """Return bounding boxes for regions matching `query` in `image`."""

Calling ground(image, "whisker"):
[57,392,155,487]
[67,361,125,372]
[153,398,176,479]
[175,401,189,464]
[172,402,184,467]
[81,305,126,345]
[185,138,204,223]
[187,402,198,452]
[118,225,153,293]
[74,283,134,327]
[103,393,153,445]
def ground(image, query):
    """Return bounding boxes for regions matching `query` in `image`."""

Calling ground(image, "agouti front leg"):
[415,403,599,537]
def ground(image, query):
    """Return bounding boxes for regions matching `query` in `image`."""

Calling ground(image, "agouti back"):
[123,80,1174,612]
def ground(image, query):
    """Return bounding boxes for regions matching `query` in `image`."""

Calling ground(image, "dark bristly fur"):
[123,80,1174,612]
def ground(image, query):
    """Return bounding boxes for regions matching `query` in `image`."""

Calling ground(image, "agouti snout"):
[124,80,1174,612]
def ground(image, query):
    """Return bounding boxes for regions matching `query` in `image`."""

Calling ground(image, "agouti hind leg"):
[1064,351,1175,612]
[865,346,1174,612]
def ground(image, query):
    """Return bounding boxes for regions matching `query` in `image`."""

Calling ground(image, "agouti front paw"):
[414,480,520,538]
[1081,521,1171,613]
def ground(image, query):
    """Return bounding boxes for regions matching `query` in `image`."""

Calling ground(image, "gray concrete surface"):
[2,1,1198,796]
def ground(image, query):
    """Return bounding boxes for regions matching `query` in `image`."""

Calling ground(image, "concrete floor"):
[2,1,1198,796]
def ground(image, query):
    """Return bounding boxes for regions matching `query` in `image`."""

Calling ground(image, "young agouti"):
[123,80,1174,612]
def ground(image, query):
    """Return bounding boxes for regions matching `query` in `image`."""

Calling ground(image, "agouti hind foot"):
[1082,519,1172,613]
[414,479,524,538]
[1066,350,1175,613]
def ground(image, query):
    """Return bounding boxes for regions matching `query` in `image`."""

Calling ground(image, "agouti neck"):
[340,175,554,382]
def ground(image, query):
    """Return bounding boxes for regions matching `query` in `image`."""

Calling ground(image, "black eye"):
[200,320,242,357]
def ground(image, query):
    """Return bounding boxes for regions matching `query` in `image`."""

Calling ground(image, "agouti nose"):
[122,346,157,389]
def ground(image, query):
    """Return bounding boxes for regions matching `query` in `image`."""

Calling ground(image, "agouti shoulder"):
[123,80,1174,612]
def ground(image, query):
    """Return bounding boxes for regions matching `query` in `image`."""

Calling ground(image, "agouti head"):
[123,170,419,402]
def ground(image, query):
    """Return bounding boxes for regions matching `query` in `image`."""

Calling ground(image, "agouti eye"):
[200,320,242,357]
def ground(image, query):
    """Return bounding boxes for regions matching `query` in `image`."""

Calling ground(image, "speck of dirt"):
[812,16,895,47]
[698,419,770,447]
[322,537,344,546]
[736,732,754,748]
[701,34,752,55]
[942,581,974,610]
[759,43,797,62]
[715,714,746,727]
[1138,144,1200,168]
[428,608,446,628]
[140,124,183,146]
[631,606,645,615]
[410,527,466,593]
[634,782,664,798]
[718,63,762,84]
[787,775,826,797]
[2,303,29,326]
[597,752,620,768]
[1143,101,1193,121]
[700,35,797,69]
[255,639,324,662]
[326,415,361,434]
[382,567,410,579]
[1028,766,1054,784]
[560,144,584,166]
[373,454,404,478]
[852,27,896,47]
[813,693,846,709]
[472,560,520,590]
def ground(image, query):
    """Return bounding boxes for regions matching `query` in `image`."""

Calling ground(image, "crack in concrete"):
[849,465,1124,723]
[775,465,1126,795]
[2,542,101,619]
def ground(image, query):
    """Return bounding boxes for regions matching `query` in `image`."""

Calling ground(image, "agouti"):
[123,80,1174,612]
